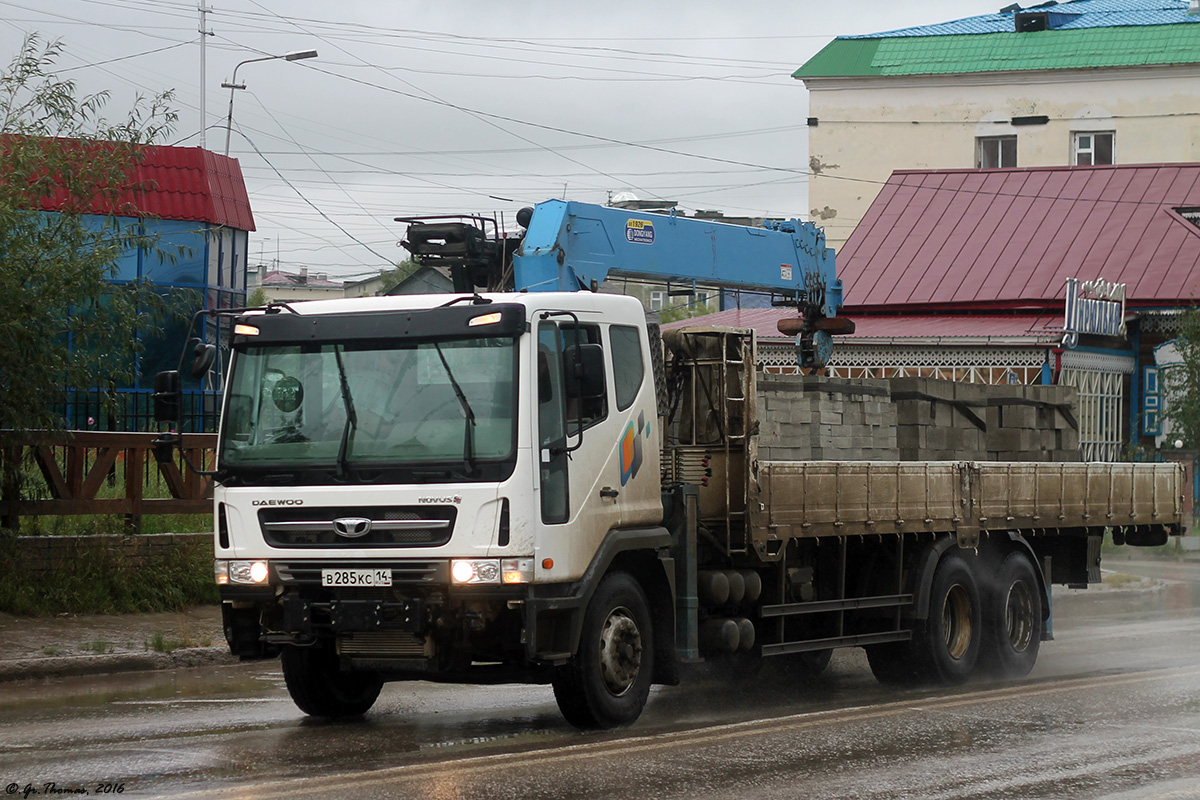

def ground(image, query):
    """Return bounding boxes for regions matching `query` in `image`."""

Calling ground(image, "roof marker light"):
[468,312,503,327]
[234,324,261,336]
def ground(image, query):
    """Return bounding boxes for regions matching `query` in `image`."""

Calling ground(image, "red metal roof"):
[261,269,342,288]
[663,308,1061,344]
[838,164,1200,312]
[130,146,254,231]
[25,140,255,231]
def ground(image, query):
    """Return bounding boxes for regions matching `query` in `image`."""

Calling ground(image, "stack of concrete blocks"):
[981,383,1080,462]
[756,375,899,461]
[888,378,1079,462]
[889,377,986,461]
[756,374,1080,463]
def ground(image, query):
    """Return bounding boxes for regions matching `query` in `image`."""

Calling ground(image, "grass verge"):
[0,533,218,616]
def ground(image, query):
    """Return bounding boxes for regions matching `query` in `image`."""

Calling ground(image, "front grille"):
[337,631,431,658]
[274,559,448,586]
[259,505,456,548]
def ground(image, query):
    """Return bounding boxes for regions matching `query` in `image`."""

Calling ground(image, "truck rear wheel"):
[553,571,654,729]
[913,551,982,684]
[981,552,1042,678]
[281,644,383,718]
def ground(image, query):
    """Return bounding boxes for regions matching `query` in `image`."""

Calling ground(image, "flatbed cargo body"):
[748,460,1184,547]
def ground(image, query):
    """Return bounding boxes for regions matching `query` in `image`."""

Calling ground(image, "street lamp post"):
[221,49,318,157]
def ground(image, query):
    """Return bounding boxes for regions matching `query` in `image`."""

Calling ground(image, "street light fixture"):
[221,49,318,157]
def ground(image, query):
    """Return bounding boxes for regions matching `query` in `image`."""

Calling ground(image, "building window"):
[649,290,666,311]
[1060,367,1123,461]
[1143,366,1162,436]
[1073,131,1114,166]
[977,136,1017,169]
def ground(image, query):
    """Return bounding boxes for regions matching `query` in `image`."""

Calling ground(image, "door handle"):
[600,487,619,499]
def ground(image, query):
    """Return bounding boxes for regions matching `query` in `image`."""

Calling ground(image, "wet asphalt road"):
[3,559,1200,799]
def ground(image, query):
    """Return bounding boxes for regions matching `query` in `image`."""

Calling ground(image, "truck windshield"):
[218,337,517,480]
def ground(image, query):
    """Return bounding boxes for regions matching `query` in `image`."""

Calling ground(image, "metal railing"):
[58,389,220,433]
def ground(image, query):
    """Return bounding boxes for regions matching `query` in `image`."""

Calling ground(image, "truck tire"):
[552,571,654,729]
[912,551,982,685]
[281,644,383,718]
[981,552,1042,678]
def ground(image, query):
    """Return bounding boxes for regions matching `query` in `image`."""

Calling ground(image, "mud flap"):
[1087,534,1102,584]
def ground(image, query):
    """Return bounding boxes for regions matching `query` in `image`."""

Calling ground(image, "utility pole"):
[198,2,213,150]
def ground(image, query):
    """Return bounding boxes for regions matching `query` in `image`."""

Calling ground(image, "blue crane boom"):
[512,199,839,312]
[399,199,853,366]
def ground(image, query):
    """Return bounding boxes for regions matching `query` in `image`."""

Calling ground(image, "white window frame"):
[1073,131,1115,166]
[649,290,666,311]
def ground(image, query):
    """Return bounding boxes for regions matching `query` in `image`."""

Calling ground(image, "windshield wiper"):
[333,345,358,479]
[433,342,477,476]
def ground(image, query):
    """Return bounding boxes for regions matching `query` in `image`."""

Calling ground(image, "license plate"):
[321,568,392,587]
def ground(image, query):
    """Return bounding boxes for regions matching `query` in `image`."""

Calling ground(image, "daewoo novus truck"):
[153,200,1184,729]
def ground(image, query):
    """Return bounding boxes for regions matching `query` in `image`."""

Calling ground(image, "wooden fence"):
[0,431,216,532]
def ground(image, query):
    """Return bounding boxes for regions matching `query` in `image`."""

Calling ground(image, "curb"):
[0,645,238,683]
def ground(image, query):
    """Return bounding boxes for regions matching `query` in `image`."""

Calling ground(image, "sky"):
[0,0,1002,281]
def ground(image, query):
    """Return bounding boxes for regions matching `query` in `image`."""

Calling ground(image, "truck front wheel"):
[981,552,1042,678]
[553,571,654,729]
[281,644,383,718]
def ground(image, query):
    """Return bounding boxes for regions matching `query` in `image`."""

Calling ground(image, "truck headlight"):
[217,559,271,585]
[451,559,501,585]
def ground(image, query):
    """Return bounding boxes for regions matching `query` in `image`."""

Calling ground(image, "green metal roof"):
[794,24,1200,78]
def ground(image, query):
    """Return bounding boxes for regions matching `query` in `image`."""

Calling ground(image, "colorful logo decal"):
[619,412,647,486]
[625,219,655,245]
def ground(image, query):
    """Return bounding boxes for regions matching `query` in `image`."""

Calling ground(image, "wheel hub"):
[598,606,643,696]
[1005,580,1034,653]
[941,583,973,661]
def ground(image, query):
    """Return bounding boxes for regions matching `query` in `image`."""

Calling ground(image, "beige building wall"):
[803,65,1200,250]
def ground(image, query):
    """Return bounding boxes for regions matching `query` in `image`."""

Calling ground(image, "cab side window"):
[609,324,644,412]
[560,323,607,429]
[538,325,569,524]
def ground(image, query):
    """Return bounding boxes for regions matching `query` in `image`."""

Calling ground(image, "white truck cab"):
[209,291,671,727]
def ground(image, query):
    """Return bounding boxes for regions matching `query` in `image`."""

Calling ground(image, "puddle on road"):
[0,662,280,713]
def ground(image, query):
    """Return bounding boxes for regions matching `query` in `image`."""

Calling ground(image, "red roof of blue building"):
[25,140,255,231]
[134,146,255,231]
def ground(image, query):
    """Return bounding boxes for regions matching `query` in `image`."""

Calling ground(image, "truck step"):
[761,593,914,618]
[762,629,911,658]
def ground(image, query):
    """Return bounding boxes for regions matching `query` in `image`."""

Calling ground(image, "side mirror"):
[189,339,217,380]
[563,343,606,399]
[153,370,181,423]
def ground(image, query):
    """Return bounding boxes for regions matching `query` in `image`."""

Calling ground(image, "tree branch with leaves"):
[0,34,182,529]
[1160,308,1200,450]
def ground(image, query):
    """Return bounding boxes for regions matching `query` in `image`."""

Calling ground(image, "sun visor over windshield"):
[232,303,527,346]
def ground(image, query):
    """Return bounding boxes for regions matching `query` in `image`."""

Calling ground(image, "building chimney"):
[299,267,308,284]
[1190,0,1200,15]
